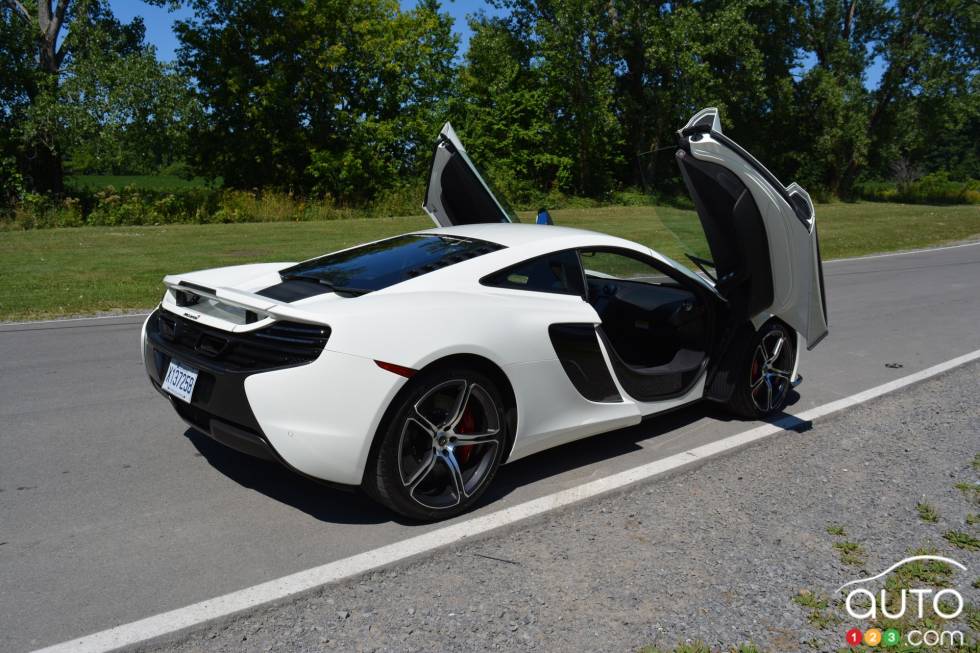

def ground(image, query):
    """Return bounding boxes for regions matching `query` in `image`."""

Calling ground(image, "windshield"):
[657,206,715,277]
[280,234,505,294]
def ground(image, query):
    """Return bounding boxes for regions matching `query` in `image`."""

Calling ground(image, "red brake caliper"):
[455,405,477,465]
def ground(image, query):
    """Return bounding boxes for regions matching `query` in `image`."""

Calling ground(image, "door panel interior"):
[433,145,509,225]
[587,278,706,368]
[598,329,707,401]
[581,253,712,402]
[676,150,773,320]
[424,123,514,227]
[675,108,828,348]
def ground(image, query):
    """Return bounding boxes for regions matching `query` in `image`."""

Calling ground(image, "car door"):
[675,108,829,349]
[423,122,517,227]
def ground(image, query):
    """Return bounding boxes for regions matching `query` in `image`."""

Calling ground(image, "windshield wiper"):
[281,274,370,296]
[685,253,717,283]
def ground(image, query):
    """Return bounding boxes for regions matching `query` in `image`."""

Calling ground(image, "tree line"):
[1,0,977,208]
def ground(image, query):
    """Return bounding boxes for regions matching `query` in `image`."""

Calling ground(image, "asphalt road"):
[2,242,979,652]
[154,360,980,653]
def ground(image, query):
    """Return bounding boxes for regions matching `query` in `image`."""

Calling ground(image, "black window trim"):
[479,248,588,299]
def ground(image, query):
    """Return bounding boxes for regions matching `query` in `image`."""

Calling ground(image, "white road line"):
[823,240,980,263]
[0,313,150,327]
[31,347,980,653]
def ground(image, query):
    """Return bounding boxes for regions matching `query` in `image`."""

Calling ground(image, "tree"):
[0,0,196,192]
[791,0,976,195]
[862,0,979,182]
[167,0,457,200]
[454,12,567,202]
[608,0,800,193]
[2,0,72,191]
[467,0,623,197]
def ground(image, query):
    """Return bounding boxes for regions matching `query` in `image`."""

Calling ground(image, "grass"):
[954,482,980,505]
[796,544,974,652]
[826,524,847,536]
[967,604,980,633]
[884,547,954,589]
[943,531,980,551]
[917,502,940,523]
[0,202,978,321]
[792,590,838,629]
[832,540,867,567]
[65,174,217,191]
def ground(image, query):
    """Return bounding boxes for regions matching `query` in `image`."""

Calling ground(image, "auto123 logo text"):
[837,555,968,648]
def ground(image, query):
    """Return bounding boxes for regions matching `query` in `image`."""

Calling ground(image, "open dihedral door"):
[675,108,828,349]
[423,123,517,227]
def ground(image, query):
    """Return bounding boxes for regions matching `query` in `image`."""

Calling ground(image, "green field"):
[1,202,977,321]
[66,174,218,191]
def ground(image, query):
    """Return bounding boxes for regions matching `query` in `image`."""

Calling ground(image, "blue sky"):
[108,0,884,87]
[108,0,499,61]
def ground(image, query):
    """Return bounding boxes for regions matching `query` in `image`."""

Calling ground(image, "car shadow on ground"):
[184,390,810,526]
[183,428,393,525]
[480,389,808,506]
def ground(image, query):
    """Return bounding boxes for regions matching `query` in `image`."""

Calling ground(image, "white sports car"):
[142,108,828,520]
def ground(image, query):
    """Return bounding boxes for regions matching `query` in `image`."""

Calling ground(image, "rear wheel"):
[728,321,796,418]
[364,367,507,521]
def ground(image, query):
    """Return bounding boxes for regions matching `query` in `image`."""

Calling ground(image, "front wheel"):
[363,367,508,521]
[727,321,796,418]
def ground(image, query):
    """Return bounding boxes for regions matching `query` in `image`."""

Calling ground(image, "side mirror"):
[536,208,553,225]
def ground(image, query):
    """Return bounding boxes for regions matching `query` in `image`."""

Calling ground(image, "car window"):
[280,234,504,294]
[579,249,673,284]
[482,250,585,297]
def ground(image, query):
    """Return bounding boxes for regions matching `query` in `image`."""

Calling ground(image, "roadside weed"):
[943,530,980,551]
[833,541,866,566]
[967,514,978,526]
[954,482,980,504]
[884,548,954,590]
[793,590,838,629]
[966,604,980,633]
[916,502,940,523]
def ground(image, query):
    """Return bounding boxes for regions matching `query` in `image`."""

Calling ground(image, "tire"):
[727,320,796,419]
[363,366,508,521]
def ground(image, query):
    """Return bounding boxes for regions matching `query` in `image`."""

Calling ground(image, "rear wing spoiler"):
[162,275,325,328]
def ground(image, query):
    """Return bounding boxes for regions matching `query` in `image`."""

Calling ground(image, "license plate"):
[161,360,198,403]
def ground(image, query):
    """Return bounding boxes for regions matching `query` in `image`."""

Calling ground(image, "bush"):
[0,179,703,230]
[853,173,979,205]
[0,184,430,230]
[4,193,84,229]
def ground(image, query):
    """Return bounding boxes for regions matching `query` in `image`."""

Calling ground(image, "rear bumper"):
[142,309,407,485]
[142,314,281,462]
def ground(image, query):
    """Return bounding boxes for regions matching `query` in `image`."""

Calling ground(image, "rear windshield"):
[280,234,504,294]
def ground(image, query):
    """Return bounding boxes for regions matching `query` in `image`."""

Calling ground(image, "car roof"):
[410,222,611,249]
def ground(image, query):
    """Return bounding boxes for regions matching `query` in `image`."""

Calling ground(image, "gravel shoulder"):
[152,362,980,653]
